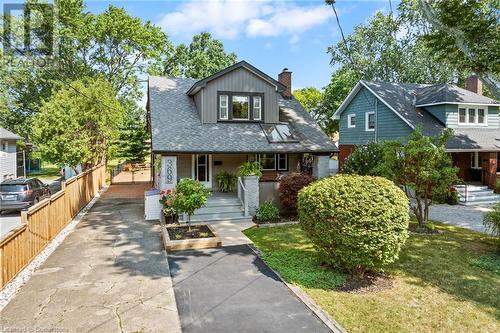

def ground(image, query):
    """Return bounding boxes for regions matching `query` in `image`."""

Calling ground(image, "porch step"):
[182,211,247,222]
[456,184,500,206]
[196,204,244,214]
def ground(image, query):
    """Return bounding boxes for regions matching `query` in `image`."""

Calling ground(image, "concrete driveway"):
[168,244,332,333]
[0,212,21,238]
[429,204,493,234]
[0,185,181,333]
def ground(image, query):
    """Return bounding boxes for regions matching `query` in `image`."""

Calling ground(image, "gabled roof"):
[333,80,500,151]
[0,127,23,140]
[148,76,336,153]
[416,84,500,106]
[186,60,286,96]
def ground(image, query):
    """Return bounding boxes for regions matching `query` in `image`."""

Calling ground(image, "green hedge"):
[298,175,409,275]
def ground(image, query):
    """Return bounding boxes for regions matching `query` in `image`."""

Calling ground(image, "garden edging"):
[247,244,347,333]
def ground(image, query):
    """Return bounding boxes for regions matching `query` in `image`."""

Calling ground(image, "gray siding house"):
[147,61,335,220]
[333,76,500,196]
[0,128,23,181]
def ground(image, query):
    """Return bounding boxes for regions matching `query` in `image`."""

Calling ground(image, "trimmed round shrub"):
[298,175,409,276]
[278,172,315,215]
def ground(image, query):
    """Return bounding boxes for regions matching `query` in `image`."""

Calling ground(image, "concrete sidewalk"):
[0,188,181,333]
[429,204,492,234]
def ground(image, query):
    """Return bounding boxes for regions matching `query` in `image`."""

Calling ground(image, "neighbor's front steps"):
[456,184,500,206]
[179,194,252,223]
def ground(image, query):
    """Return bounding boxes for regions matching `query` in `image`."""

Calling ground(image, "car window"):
[36,179,45,188]
[30,180,40,189]
[0,184,28,192]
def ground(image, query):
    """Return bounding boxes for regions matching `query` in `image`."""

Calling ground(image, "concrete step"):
[196,204,244,214]
[182,212,249,223]
[462,194,500,201]
[462,198,500,206]
[455,185,490,192]
[204,200,242,207]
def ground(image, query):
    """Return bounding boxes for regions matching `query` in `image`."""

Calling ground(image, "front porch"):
[154,152,330,220]
[452,151,499,188]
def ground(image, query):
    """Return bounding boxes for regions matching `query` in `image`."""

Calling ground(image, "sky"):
[81,0,396,91]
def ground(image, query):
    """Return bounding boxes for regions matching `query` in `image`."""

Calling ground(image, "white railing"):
[237,177,249,216]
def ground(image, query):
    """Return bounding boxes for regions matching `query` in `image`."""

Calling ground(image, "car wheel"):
[34,197,39,204]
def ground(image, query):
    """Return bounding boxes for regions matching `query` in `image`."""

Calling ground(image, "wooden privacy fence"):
[0,164,106,289]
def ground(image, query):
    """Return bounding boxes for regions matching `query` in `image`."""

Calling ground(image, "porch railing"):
[237,177,249,217]
[455,180,468,204]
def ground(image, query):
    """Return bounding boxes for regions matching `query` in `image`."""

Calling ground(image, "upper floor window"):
[218,93,264,121]
[347,114,356,128]
[365,112,375,131]
[458,105,487,125]
[232,95,249,120]
[219,95,228,120]
[253,96,262,120]
[1,141,7,152]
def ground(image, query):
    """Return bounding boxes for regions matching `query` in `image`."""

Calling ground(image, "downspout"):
[375,99,378,142]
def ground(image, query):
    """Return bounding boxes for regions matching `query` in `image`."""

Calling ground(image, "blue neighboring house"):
[333,76,500,205]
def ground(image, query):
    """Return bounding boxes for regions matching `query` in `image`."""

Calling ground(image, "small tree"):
[382,127,458,227]
[342,142,385,176]
[174,179,211,231]
[115,104,150,163]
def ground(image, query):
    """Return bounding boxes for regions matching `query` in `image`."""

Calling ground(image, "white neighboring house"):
[0,127,23,182]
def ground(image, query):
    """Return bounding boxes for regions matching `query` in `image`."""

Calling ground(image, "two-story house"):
[333,76,500,204]
[147,61,335,220]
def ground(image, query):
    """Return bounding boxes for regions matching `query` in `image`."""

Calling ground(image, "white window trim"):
[232,95,250,120]
[365,111,375,132]
[471,152,480,169]
[458,105,488,126]
[219,95,228,120]
[347,114,356,128]
[253,96,262,121]
[259,154,276,171]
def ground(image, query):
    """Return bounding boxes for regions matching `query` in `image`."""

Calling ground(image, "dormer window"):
[253,96,262,120]
[218,92,264,121]
[219,95,228,120]
[458,105,487,125]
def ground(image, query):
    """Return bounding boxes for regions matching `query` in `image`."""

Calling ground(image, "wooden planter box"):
[160,224,221,251]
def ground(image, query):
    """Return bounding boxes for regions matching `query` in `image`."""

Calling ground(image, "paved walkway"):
[0,185,181,333]
[206,220,254,246]
[429,204,493,234]
[168,244,331,333]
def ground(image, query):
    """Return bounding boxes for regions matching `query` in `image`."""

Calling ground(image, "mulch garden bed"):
[167,225,215,240]
[252,215,298,225]
[408,223,443,235]
[336,272,393,293]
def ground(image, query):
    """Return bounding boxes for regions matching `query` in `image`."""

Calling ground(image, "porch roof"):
[445,128,500,151]
[148,76,337,154]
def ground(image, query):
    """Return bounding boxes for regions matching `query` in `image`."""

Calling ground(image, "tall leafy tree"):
[1,0,171,139]
[33,78,123,170]
[157,32,237,79]
[400,0,500,98]
[114,103,150,163]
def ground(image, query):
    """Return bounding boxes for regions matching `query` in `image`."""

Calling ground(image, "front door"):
[192,154,212,188]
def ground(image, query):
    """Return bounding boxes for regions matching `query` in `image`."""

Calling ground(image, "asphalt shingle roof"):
[417,84,500,106]
[360,81,500,150]
[148,76,336,154]
[0,127,23,140]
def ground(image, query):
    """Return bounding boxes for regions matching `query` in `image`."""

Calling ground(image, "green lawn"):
[27,163,61,182]
[244,223,500,333]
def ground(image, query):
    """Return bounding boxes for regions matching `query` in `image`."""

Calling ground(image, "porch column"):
[481,152,497,188]
[312,154,330,179]
[160,156,177,190]
[243,176,259,215]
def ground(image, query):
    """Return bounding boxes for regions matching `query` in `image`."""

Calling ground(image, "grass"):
[26,162,61,182]
[472,252,500,274]
[244,223,500,333]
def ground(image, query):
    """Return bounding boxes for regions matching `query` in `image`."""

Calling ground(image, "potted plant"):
[215,171,237,192]
[238,161,263,178]
[159,189,178,224]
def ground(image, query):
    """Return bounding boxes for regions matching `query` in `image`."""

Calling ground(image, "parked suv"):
[0,178,51,214]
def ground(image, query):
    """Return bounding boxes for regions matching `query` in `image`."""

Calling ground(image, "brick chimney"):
[465,75,483,95]
[278,68,292,99]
